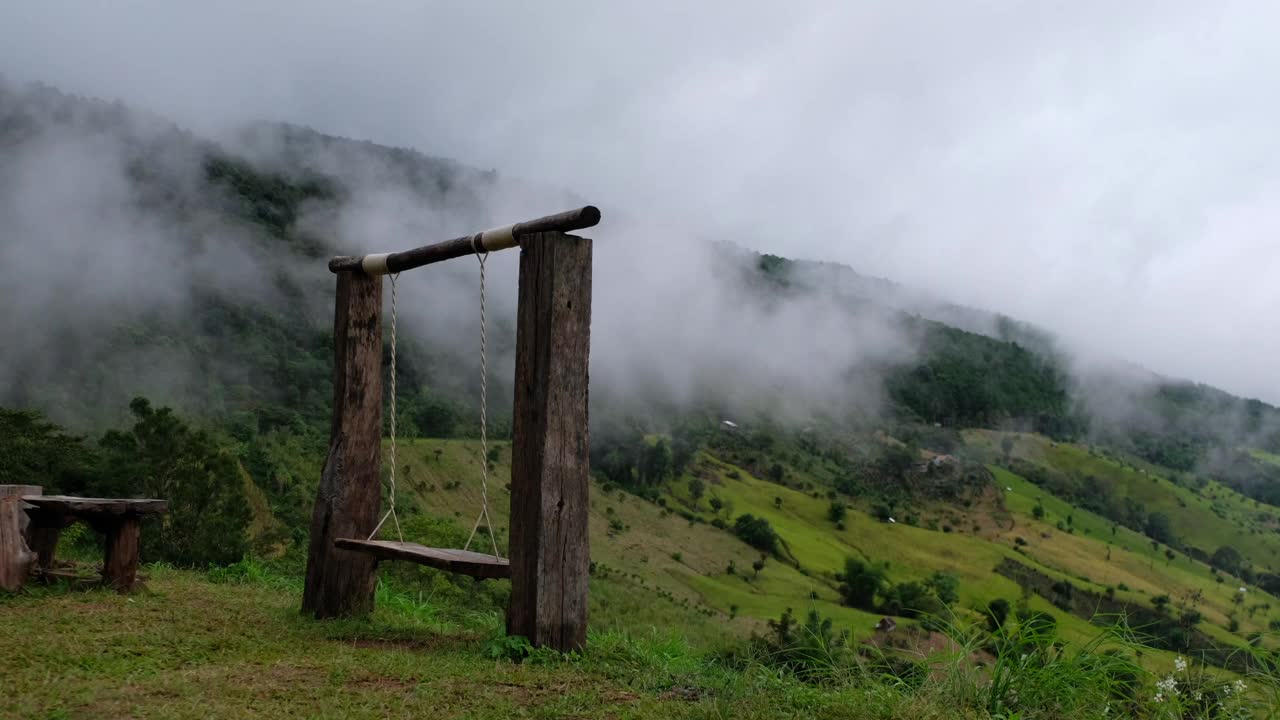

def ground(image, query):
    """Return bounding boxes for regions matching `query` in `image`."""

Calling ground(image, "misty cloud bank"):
[2,73,1279,474]
[5,1,1276,405]
[0,80,919,430]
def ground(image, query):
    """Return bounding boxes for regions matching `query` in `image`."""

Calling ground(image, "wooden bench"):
[23,496,167,593]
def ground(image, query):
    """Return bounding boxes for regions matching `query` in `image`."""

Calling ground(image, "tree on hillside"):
[879,443,918,479]
[925,571,960,606]
[1210,546,1244,576]
[1145,512,1176,546]
[882,581,944,619]
[828,501,848,525]
[768,463,785,484]
[598,447,636,488]
[733,514,778,554]
[669,423,702,477]
[1001,436,1016,459]
[96,398,249,567]
[639,439,673,486]
[839,557,887,610]
[687,477,705,507]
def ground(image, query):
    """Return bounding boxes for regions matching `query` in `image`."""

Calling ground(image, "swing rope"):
[365,244,500,560]
[463,240,501,558]
[368,273,405,542]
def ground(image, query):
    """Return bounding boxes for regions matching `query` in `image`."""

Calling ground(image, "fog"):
[3,1,1279,407]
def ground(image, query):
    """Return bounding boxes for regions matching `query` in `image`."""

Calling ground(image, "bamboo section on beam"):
[328,206,601,275]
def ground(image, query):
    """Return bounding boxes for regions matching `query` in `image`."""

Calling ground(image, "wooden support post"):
[28,520,64,571]
[303,270,384,619]
[506,231,592,652]
[0,486,40,592]
[101,517,141,592]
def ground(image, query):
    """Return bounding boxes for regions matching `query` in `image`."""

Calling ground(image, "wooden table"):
[23,496,167,592]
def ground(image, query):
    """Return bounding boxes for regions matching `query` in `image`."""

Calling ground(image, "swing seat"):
[334,539,510,580]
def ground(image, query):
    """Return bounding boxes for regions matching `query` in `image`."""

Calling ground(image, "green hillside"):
[375,430,1280,666]
[968,431,1280,573]
[7,78,1280,717]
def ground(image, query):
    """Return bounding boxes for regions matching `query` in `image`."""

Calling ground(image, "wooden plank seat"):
[334,539,510,580]
[23,495,167,593]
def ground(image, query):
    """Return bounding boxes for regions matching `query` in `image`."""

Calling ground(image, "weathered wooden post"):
[0,485,40,591]
[302,270,383,618]
[506,231,592,652]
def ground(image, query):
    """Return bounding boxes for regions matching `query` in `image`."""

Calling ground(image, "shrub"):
[986,598,1011,631]
[754,608,853,682]
[839,557,887,610]
[882,581,943,619]
[925,571,960,605]
[733,514,778,554]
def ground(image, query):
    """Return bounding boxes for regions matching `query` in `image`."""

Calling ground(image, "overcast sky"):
[3,1,1278,403]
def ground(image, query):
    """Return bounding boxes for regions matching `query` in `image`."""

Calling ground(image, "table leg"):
[102,517,141,593]
[25,509,67,571]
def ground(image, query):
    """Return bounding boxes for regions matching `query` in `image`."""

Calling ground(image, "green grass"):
[0,567,786,719]
[5,565,1279,719]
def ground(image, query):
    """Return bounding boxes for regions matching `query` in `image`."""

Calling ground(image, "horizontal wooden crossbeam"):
[327,206,601,274]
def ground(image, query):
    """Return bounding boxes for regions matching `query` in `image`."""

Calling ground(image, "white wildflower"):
[1193,690,1203,702]
[1234,679,1247,694]
[1174,655,1187,673]
[1155,675,1179,701]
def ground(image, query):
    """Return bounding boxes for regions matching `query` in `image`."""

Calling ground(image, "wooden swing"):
[335,236,509,579]
[303,206,598,651]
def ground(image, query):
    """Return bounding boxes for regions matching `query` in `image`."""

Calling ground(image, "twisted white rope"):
[368,273,404,542]
[464,238,501,558]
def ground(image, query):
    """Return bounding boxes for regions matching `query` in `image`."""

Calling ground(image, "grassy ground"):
[5,565,1278,720]
[0,567,779,720]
